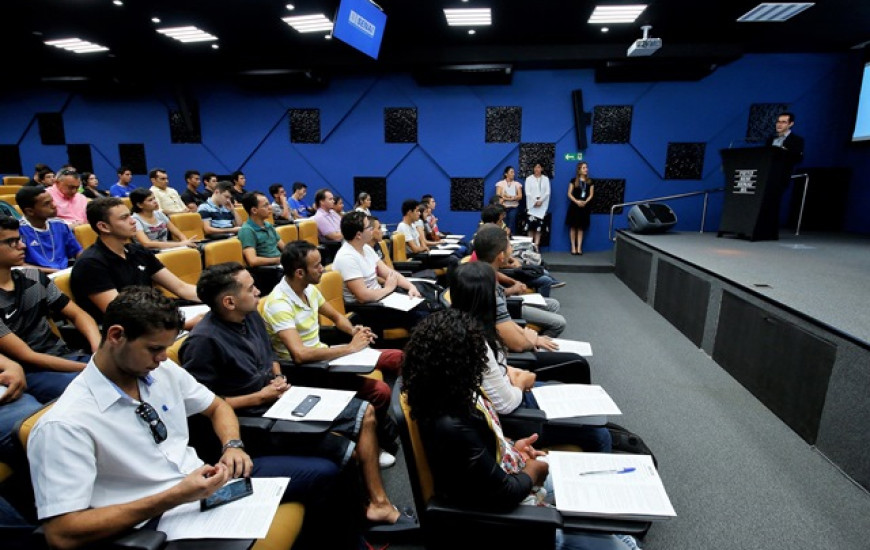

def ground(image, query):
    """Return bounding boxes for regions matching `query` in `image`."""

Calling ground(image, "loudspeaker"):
[571,89,588,151]
[628,203,677,234]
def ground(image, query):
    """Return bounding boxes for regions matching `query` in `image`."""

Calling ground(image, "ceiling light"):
[286,4,295,10]
[112,0,123,5]
[45,38,109,54]
[468,29,476,35]
[444,8,491,27]
[325,34,332,40]
[157,26,218,43]
[282,14,334,33]
[601,27,609,32]
[737,3,814,22]
[151,17,161,23]
[211,44,219,49]
[588,5,647,24]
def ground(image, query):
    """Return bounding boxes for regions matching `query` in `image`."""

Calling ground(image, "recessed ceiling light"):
[601,27,609,32]
[157,26,218,43]
[282,14,334,33]
[211,44,219,49]
[151,17,161,23]
[112,0,123,6]
[325,34,332,39]
[737,3,814,22]
[444,8,491,27]
[588,5,647,24]
[286,4,295,10]
[468,29,476,35]
[45,38,110,54]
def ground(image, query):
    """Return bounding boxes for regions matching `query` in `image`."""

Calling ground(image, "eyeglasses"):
[0,237,22,248]
[56,169,78,178]
[135,402,168,444]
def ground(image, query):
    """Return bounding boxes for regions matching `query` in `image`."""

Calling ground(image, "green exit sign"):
[564,152,584,161]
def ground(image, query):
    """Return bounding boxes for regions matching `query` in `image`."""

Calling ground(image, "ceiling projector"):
[627,25,661,57]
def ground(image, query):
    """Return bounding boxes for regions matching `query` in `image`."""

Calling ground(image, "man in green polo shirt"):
[238,191,285,294]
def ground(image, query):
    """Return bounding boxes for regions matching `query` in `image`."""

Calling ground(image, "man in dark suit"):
[767,111,804,168]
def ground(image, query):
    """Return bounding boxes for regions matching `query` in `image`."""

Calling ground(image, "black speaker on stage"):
[628,203,677,234]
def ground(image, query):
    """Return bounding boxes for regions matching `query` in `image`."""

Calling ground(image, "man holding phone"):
[27,287,339,549]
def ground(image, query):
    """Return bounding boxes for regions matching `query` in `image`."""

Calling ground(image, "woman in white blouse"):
[523,163,550,246]
[495,166,523,234]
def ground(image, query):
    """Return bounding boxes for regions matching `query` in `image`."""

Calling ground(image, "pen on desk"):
[578,467,636,476]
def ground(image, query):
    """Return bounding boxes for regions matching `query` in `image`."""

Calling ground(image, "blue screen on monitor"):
[853,63,870,142]
[333,0,386,60]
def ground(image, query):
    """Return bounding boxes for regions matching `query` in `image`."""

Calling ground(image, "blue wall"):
[2,52,867,251]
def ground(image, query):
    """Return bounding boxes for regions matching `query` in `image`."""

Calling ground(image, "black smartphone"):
[291,394,321,417]
[200,477,254,511]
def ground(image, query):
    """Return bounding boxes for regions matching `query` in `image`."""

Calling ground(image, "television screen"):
[853,62,870,142]
[332,0,386,60]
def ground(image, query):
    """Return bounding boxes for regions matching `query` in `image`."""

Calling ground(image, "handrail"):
[792,173,809,236]
[608,188,724,242]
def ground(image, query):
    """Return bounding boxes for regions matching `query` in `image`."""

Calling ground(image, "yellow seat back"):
[169,212,204,241]
[167,334,188,365]
[155,248,202,297]
[235,206,248,224]
[52,271,73,301]
[202,238,243,267]
[16,403,54,451]
[295,219,318,247]
[275,224,298,244]
[391,232,408,262]
[315,271,345,327]
[398,392,436,502]
[3,176,29,186]
[0,194,17,207]
[74,224,98,249]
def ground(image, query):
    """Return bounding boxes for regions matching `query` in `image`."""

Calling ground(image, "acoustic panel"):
[485,106,521,143]
[614,236,652,302]
[713,291,836,444]
[169,106,202,144]
[37,113,66,145]
[592,106,632,144]
[747,103,788,143]
[590,178,625,215]
[654,261,710,347]
[67,144,94,173]
[665,142,705,180]
[450,178,484,211]
[118,144,148,175]
[289,109,321,144]
[384,108,417,144]
[0,145,22,175]
[518,143,555,181]
[353,177,387,211]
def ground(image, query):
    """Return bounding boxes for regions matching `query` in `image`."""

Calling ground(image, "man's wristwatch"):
[222,439,245,453]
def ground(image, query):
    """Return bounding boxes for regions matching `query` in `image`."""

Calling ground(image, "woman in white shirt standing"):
[495,166,523,234]
[523,163,550,247]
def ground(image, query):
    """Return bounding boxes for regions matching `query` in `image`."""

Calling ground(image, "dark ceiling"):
[7,0,870,87]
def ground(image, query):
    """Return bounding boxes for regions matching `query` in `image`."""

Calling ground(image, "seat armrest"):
[427,497,562,527]
[391,260,423,272]
[238,416,275,432]
[506,296,524,319]
[499,407,546,439]
[32,526,167,550]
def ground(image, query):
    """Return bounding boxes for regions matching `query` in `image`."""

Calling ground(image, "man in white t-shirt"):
[396,199,457,271]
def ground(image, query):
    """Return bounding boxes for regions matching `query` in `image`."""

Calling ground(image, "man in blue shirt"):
[109,166,133,198]
[197,181,242,239]
[16,186,82,273]
[287,182,311,219]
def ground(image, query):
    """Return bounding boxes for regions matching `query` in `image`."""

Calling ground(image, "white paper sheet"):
[530,384,621,420]
[157,477,289,540]
[47,267,72,280]
[427,249,454,256]
[328,346,382,367]
[519,293,547,306]
[436,244,461,250]
[444,234,465,239]
[380,293,425,312]
[548,452,676,520]
[510,236,533,242]
[156,246,191,254]
[263,386,356,422]
[179,305,210,320]
[440,238,461,244]
[543,338,593,357]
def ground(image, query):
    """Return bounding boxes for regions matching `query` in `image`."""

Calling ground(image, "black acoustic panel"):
[614,237,651,302]
[747,103,788,143]
[118,144,148,175]
[353,177,387,211]
[713,291,836,444]
[67,144,94,173]
[485,106,521,143]
[450,178,484,211]
[665,142,705,180]
[590,178,625,215]
[653,261,710,347]
[592,106,632,144]
[289,109,321,144]
[384,108,417,144]
[169,106,202,144]
[0,145,22,175]
[37,112,66,145]
[518,143,555,180]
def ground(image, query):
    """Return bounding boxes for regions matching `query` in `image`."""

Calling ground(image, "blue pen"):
[578,467,636,476]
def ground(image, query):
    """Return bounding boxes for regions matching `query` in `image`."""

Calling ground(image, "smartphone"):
[291,394,321,417]
[200,478,254,511]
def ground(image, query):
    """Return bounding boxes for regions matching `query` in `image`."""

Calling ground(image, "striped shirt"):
[262,278,326,360]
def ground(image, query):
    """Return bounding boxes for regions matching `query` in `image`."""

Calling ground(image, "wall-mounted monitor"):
[332,0,386,60]
[853,62,870,142]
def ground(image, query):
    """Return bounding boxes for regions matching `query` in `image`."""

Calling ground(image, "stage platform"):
[613,229,870,491]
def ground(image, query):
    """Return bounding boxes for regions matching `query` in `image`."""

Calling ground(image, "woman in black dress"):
[565,161,594,255]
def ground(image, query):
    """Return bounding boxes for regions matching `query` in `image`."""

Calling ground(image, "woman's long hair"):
[575,161,590,182]
[448,262,506,363]
[402,310,489,424]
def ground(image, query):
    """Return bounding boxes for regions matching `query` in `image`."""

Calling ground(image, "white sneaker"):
[379,451,397,469]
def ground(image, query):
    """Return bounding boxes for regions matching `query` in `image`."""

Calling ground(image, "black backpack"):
[606,422,659,469]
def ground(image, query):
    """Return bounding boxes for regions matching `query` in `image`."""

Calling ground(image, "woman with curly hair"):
[402,309,640,550]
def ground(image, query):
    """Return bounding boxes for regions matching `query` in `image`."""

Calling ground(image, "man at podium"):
[766,112,804,168]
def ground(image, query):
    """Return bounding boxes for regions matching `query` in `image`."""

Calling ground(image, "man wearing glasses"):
[0,215,100,401]
[47,169,88,227]
[148,168,187,215]
[27,287,340,550]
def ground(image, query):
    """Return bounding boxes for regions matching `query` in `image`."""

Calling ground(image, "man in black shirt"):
[179,169,209,212]
[70,198,203,328]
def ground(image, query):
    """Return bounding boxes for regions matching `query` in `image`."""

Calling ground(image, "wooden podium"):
[718,147,792,241]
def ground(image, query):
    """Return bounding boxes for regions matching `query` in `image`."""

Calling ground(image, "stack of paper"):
[548,452,676,521]
[530,384,620,422]
[519,293,547,306]
[380,292,424,312]
[263,386,356,422]
[540,338,593,356]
